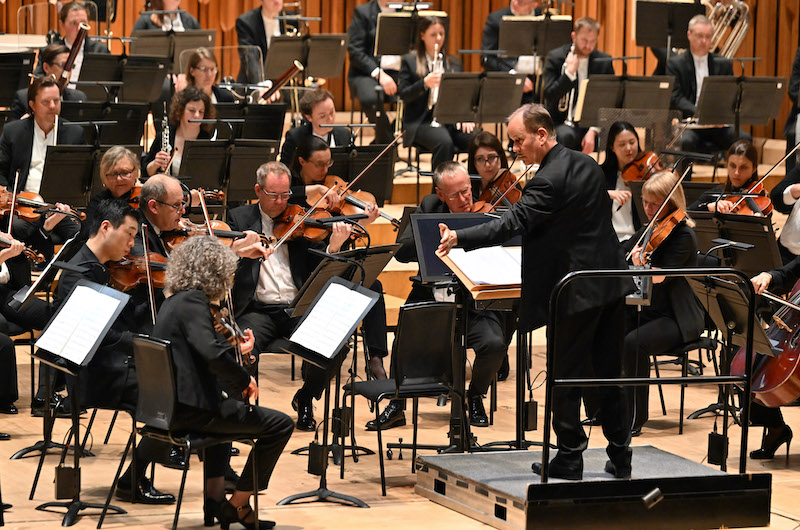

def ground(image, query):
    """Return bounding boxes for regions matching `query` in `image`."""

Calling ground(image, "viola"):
[306,175,401,229]
[478,165,523,208]
[0,234,44,265]
[272,204,333,243]
[621,151,662,182]
[0,186,85,222]
[730,278,800,408]
[210,304,256,365]
[161,218,275,252]
[108,252,167,292]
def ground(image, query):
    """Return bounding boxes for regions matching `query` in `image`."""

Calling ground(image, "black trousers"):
[348,72,399,145]
[172,400,294,491]
[0,333,17,405]
[413,123,472,172]
[552,299,630,461]
[554,123,589,152]
[12,216,80,260]
[622,313,684,431]
[362,279,388,358]
[750,401,785,429]
[466,309,510,396]
[679,126,751,154]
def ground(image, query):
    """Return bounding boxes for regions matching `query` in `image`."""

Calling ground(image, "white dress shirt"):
[692,52,709,105]
[262,13,282,48]
[26,119,57,194]
[255,208,298,304]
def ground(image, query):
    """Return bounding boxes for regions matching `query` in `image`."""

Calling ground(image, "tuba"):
[704,0,749,58]
[428,43,444,128]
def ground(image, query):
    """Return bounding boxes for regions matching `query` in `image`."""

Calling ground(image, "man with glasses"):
[228,161,355,431]
[368,161,512,431]
[279,88,352,165]
[11,44,87,120]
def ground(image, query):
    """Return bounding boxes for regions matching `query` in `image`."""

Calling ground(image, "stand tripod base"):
[10,440,92,460]
[291,443,374,460]
[688,402,741,424]
[35,500,125,527]
[277,487,368,508]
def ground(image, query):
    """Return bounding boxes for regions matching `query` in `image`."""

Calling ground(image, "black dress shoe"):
[0,403,18,414]
[631,426,642,437]
[1,502,11,510]
[116,476,176,505]
[161,445,187,470]
[31,395,84,418]
[0,432,10,440]
[497,354,510,382]
[230,446,240,456]
[292,392,316,432]
[604,459,632,479]
[468,394,489,428]
[532,455,583,480]
[366,400,406,431]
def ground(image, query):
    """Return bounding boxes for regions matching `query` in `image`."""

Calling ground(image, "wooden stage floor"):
[1,327,800,529]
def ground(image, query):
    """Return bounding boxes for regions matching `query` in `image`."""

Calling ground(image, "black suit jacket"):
[10,86,87,121]
[235,7,297,83]
[398,53,463,145]
[481,6,541,76]
[348,0,389,80]
[33,37,109,76]
[153,289,250,411]
[784,47,800,139]
[543,44,614,125]
[227,203,324,317]
[0,117,85,190]
[279,122,352,164]
[132,10,200,31]
[456,143,633,331]
[770,165,800,215]
[212,84,237,103]
[666,50,733,118]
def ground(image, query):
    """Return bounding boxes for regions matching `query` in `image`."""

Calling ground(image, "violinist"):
[0,76,84,258]
[52,199,176,504]
[769,163,800,264]
[466,131,520,212]
[132,0,200,32]
[398,16,476,172]
[622,172,705,436]
[173,47,236,104]
[153,236,293,529]
[600,122,644,241]
[375,162,513,430]
[81,146,142,240]
[228,161,354,431]
[688,140,768,215]
[144,87,216,177]
[10,44,87,120]
[279,88,351,164]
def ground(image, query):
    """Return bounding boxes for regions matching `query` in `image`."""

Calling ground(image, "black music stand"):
[226,139,279,203]
[498,14,572,58]
[430,73,481,125]
[60,102,148,145]
[575,75,674,128]
[477,72,527,124]
[77,53,122,101]
[0,52,35,107]
[695,77,739,126]
[264,37,305,79]
[130,29,215,74]
[305,34,349,79]
[31,279,130,526]
[634,0,704,61]
[120,55,169,103]
[329,144,398,206]
[215,103,289,141]
[374,10,448,57]
[277,276,377,508]
[40,146,95,208]
[178,140,227,191]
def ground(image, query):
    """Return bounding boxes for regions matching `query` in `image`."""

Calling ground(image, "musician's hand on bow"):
[308,184,341,210]
[424,71,443,89]
[751,272,772,295]
[708,200,734,214]
[188,189,201,208]
[523,77,534,93]
[609,189,631,206]
[378,70,397,96]
[458,122,476,134]
[581,129,597,154]
[243,376,259,402]
[0,235,24,263]
[43,203,70,232]
[436,223,457,258]
[328,222,352,253]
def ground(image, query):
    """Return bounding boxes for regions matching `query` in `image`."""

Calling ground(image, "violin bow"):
[625,164,692,263]
[140,223,157,326]
[729,139,800,211]
[271,190,331,251]
[7,170,20,234]
[335,135,402,197]
[488,162,536,210]
[638,119,696,181]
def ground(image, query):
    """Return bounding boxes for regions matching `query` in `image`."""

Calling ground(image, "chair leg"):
[375,407,386,496]
[97,430,134,529]
[104,410,119,444]
[172,443,190,530]
[291,355,295,381]
[251,441,259,527]
[680,354,688,435]
[652,355,667,416]
[489,379,497,426]
[411,398,419,473]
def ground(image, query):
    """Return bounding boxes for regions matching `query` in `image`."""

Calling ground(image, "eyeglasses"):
[106,169,136,180]
[474,154,500,166]
[445,187,472,200]
[193,65,218,74]
[154,199,184,212]
[308,159,334,169]
[262,190,293,200]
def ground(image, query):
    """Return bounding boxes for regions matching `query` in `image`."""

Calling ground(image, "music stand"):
[477,72,527,124]
[305,34,349,79]
[695,77,739,126]
[226,139,279,203]
[60,102,148,145]
[277,276,377,508]
[264,37,306,79]
[215,103,289,141]
[0,52,35,107]
[374,10,448,57]
[330,144,398,206]
[575,75,675,128]
[429,73,481,125]
[130,29,215,73]
[498,15,572,58]
[77,53,122,101]
[178,140,227,190]
[738,77,788,126]
[120,55,169,103]
[41,146,95,208]
[634,0,705,59]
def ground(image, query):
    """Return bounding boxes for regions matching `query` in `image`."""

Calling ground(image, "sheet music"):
[448,246,522,285]
[35,285,123,365]
[290,282,373,359]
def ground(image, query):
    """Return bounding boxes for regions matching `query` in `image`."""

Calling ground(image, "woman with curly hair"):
[154,236,293,529]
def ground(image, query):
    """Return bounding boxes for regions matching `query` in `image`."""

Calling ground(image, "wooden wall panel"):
[1,0,797,139]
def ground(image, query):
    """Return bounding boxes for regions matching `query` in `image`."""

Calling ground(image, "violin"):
[126,185,143,209]
[0,186,85,222]
[126,186,224,210]
[642,209,686,257]
[478,156,523,208]
[718,182,773,217]
[272,204,333,243]
[210,304,256,365]
[621,151,662,182]
[161,218,275,252]
[470,201,495,213]
[472,162,537,213]
[0,234,45,265]
[306,175,401,229]
[108,252,167,292]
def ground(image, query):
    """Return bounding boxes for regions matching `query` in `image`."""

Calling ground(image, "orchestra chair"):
[343,302,460,496]
[99,335,260,530]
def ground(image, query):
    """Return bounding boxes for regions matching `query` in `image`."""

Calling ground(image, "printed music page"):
[447,246,522,286]
[35,285,124,365]
[290,282,373,359]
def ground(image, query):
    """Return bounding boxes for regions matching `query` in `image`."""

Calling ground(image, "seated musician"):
[372,161,512,430]
[688,140,767,214]
[81,146,142,241]
[466,131,510,202]
[399,16,476,172]
[667,15,750,153]
[0,76,84,258]
[144,87,215,177]
[279,88,351,164]
[347,0,401,145]
[622,171,705,436]
[227,161,355,431]
[769,161,800,264]
[600,121,645,242]
[481,0,542,103]
[748,258,800,461]
[783,46,800,175]
[11,45,87,120]
[543,17,613,153]
[236,0,297,84]
[132,0,200,32]
[54,199,176,504]
[173,48,236,104]
[33,1,110,86]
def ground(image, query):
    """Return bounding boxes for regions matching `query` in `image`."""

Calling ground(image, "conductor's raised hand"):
[436,223,457,258]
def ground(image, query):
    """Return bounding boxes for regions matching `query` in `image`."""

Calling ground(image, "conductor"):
[436,104,633,480]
